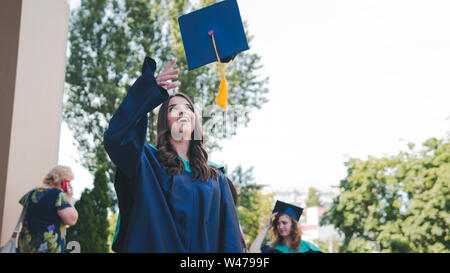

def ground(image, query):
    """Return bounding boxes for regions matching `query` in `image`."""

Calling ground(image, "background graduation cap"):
[178,0,249,109]
[272,200,304,222]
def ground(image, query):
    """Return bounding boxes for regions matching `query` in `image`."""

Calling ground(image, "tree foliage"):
[321,137,450,253]
[306,187,322,208]
[65,165,114,253]
[107,211,119,253]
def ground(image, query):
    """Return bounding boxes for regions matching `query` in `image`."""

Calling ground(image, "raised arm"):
[249,213,277,253]
[56,187,78,226]
[104,57,180,180]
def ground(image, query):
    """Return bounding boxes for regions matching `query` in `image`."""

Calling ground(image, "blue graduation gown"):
[103,57,243,253]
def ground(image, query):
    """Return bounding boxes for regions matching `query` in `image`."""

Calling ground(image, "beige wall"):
[0,0,22,245]
[0,0,69,245]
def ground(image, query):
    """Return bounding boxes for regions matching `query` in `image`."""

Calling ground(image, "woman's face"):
[167,96,195,141]
[276,215,293,237]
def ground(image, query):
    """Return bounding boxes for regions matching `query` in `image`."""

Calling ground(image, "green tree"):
[306,187,322,207]
[65,165,114,253]
[64,0,269,252]
[228,165,273,248]
[313,236,341,253]
[321,137,450,253]
[107,212,119,253]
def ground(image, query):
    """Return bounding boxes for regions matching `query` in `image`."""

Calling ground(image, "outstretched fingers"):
[157,72,179,82]
[156,59,181,91]
[161,59,177,74]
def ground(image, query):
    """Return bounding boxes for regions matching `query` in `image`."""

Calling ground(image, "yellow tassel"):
[210,31,228,110]
[216,74,228,110]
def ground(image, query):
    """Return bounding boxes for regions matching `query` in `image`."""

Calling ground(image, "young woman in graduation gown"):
[249,212,322,253]
[103,57,244,253]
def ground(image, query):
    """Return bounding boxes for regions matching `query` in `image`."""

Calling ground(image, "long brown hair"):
[155,92,218,182]
[271,214,302,251]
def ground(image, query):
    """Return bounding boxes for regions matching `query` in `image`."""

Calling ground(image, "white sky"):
[60,0,450,199]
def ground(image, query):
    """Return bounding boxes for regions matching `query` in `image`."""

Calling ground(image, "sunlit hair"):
[155,92,218,182]
[271,213,302,251]
[226,177,239,205]
[43,165,74,188]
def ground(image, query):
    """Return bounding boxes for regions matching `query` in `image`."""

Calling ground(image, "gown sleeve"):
[218,173,245,253]
[103,57,169,180]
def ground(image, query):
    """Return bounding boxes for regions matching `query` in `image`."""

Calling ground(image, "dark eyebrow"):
[169,103,193,109]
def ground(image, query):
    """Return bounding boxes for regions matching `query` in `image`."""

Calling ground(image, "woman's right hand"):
[265,212,277,230]
[65,183,75,205]
[156,59,181,91]
[58,184,78,226]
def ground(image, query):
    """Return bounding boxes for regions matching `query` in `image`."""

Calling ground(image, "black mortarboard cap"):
[272,200,304,222]
[178,0,249,71]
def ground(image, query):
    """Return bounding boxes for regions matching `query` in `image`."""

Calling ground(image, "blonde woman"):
[17,165,78,253]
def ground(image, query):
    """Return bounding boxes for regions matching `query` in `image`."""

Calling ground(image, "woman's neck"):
[169,138,190,161]
[41,184,60,190]
[282,237,293,249]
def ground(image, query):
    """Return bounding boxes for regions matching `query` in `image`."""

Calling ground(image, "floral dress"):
[18,188,72,253]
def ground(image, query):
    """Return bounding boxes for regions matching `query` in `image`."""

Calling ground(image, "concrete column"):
[0,0,69,245]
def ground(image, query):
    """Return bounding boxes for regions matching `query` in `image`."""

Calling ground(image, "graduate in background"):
[249,201,322,253]
[104,57,243,253]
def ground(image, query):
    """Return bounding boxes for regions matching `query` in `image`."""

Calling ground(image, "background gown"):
[261,241,323,253]
[103,56,243,253]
